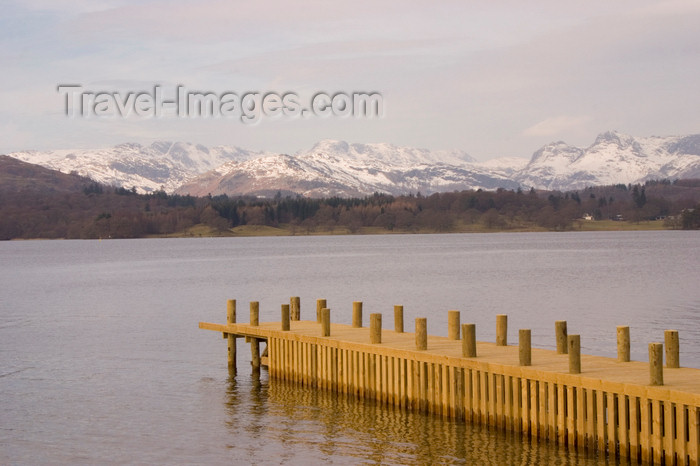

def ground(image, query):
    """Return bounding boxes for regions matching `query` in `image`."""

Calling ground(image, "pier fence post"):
[416,318,427,350]
[462,323,476,357]
[496,314,507,346]
[352,301,363,328]
[568,335,581,374]
[281,304,290,331]
[617,326,630,362]
[321,308,331,337]
[665,330,679,368]
[448,310,460,340]
[290,297,300,321]
[226,299,237,372]
[370,313,382,344]
[394,305,404,333]
[649,342,664,385]
[250,301,259,326]
[316,299,327,323]
[555,321,568,354]
[519,329,531,366]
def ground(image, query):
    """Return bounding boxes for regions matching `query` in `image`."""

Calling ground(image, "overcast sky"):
[2,0,699,160]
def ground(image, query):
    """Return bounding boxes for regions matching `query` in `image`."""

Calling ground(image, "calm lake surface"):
[1,231,699,464]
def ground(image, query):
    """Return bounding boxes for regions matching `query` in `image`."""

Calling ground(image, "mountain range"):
[6,131,700,197]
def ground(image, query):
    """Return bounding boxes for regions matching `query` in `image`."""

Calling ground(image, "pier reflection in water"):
[221,370,628,465]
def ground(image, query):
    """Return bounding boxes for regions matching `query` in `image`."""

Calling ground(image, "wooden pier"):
[200,299,700,465]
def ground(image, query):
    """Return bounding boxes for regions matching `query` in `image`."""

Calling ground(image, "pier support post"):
[250,301,260,371]
[665,330,679,368]
[496,314,507,346]
[394,305,404,333]
[321,308,331,337]
[290,297,300,321]
[462,323,476,357]
[617,326,630,362]
[281,304,290,331]
[316,299,327,323]
[370,313,382,344]
[519,329,531,366]
[226,299,237,372]
[649,342,664,385]
[568,335,581,374]
[555,321,568,354]
[448,310,460,340]
[352,301,363,328]
[416,318,427,350]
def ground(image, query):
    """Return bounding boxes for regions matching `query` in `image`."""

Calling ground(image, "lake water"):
[1,231,698,464]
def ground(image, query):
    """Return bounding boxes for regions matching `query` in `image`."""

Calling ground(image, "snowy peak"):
[302,140,476,167]
[517,132,700,190]
[6,141,268,193]
[528,141,583,166]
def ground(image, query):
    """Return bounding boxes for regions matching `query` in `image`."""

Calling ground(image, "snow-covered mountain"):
[516,131,700,190]
[6,132,700,197]
[175,140,519,197]
[6,141,267,193]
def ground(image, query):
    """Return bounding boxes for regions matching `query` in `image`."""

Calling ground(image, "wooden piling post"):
[416,318,427,350]
[462,323,476,357]
[226,299,237,371]
[617,326,630,362]
[281,304,290,331]
[496,314,507,346]
[555,321,567,354]
[448,310,460,340]
[316,299,327,323]
[290,296,300,321]
[250,301,259,326]
[249,301,261,370]
[568,334,581,374]
[394,305,404,333]
[370,313,382,344]
[250,338,260,371]
[665,330,679,368]
[649,342,664,385]
[519,329,531,366]
[352,301,363,328]
[321,308,331,336]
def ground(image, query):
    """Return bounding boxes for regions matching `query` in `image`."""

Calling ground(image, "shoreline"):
[4,219,673,240]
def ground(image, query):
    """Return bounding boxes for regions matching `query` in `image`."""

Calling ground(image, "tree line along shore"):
[1,155,699,239]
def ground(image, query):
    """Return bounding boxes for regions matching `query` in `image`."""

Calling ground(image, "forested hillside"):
[1,155,699,239]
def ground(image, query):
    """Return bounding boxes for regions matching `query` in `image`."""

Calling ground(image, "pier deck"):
[200,302,700,465]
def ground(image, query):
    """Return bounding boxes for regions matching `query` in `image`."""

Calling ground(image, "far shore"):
[151,219,670,238]
[4,219,675,241]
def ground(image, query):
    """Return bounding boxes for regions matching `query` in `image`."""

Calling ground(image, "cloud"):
[522,116,593,138]
[2,0,700,158]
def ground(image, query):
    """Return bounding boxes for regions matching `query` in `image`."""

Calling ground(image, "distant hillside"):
[1,156,698,239]
[0,155,95,193]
